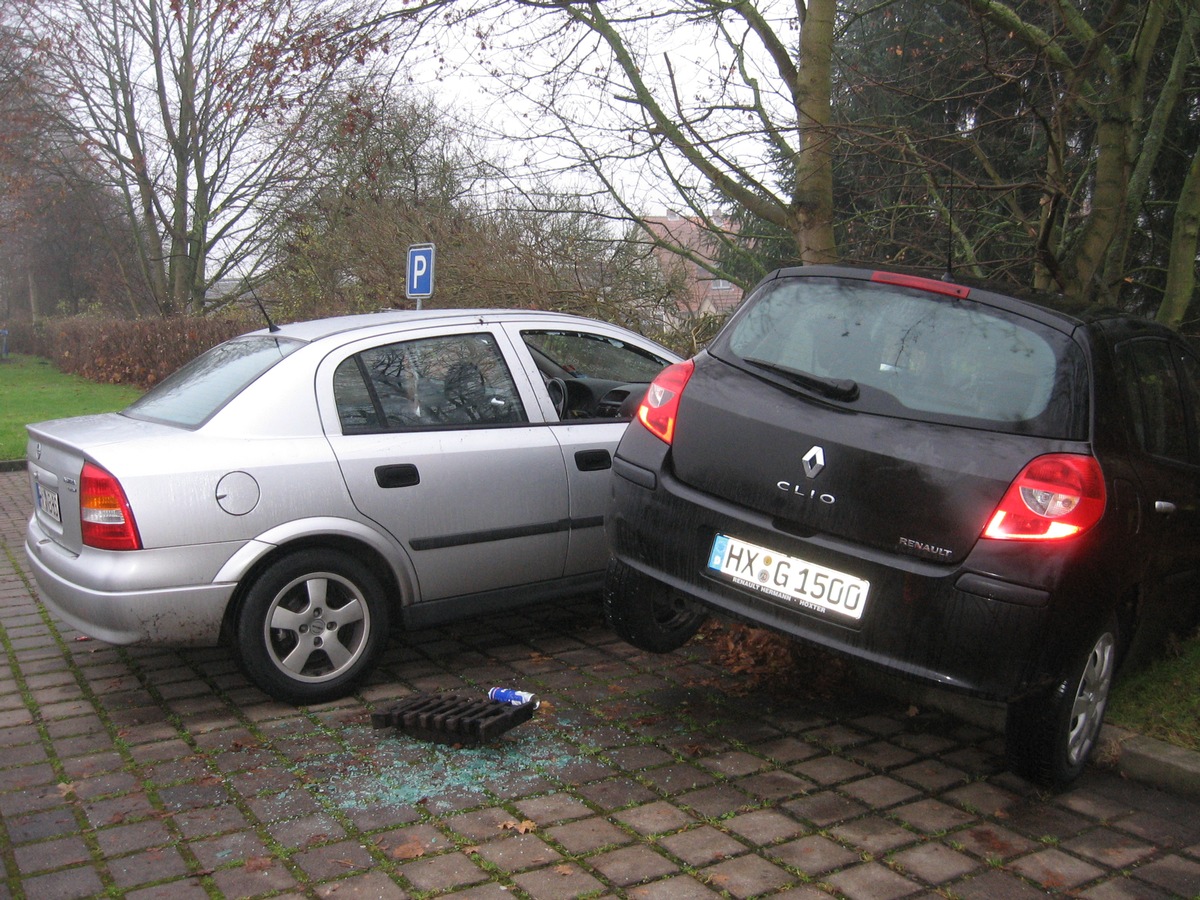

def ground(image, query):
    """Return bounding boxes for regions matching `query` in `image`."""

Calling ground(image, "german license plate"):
[36,483,61,522]
[707,533,870,620]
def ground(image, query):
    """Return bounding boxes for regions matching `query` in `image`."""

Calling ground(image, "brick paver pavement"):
[3,468,1200,898]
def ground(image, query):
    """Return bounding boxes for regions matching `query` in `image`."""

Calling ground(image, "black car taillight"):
[983,454,1105,541]
[80,462,142,551]
[637,360,695,444]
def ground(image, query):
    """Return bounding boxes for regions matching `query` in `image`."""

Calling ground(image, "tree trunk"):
[1156,145,1200,331]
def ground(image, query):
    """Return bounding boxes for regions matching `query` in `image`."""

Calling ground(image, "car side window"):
[333,333,528,433]
[521,329,671,421]
[1118,339,1190,463]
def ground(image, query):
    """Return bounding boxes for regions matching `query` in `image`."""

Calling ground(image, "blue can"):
[488,687,536,706]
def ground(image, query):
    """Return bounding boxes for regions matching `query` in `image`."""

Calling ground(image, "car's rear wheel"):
[1005,617,1118,788]
[234,549,390,704]
[604,559,707,652]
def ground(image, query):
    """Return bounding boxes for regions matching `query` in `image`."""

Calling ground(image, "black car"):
[604,265,1200,787]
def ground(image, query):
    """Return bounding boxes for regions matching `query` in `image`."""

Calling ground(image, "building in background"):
[642,213,743,325]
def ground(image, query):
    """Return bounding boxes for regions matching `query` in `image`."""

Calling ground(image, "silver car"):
[25,310,678,703]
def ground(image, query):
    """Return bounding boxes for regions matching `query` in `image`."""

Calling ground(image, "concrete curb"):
[0,459,25,472]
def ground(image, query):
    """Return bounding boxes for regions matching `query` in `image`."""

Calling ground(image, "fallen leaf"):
[391,840,425,860]
[56,782,76,796]
[245,856,274,872]
[555,865,574,876]
[500,819,537,834]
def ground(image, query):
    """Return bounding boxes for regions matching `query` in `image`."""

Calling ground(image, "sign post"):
[406,244,436,309]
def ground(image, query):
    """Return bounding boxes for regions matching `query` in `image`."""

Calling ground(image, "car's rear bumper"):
[25,517,237,645]
[607,458,1058,702]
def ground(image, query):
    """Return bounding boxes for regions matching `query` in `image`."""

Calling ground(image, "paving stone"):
[1130,854,1200,896]
[545,816,633,855]
[791,754,870,786]
[19,865,107,899]
[627,874,722,898]
[94,819,175,857]
[107,846,193,890]
[848,740,919,770]
[186,829,271,871]
[123,880,212,899]
[725,808,809,845]
[699,750,771,777]
[892,758,970,791]
[658,825,746,866]
[677,783,756,818]
[313,871,409,897]
[767,834,859,875]
[891,841,980,883]
[514,793,594,825]
[700,854,794,898]
[737,769,814,802]
[953,866,1069,898]
[398,851,490,892]
[473,832,564,872]
[828,818,915,858]
[576,777,657,811]
[1008,847,1105,891]
[11,834,92,873]
[210,856,300,897]
[824,861,920,900]
[512,862,606,900]
[1080,878,1177,898]
[615,800,695,836]
[638,762,717,795]
[783,791,870,827]
[954,823,1039,860]
[839,773,922,808]
[589,843,680,887]
[1063,829,1157,869]
[891,798,978,833]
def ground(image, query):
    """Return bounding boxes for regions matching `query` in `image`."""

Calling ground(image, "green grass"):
[0,355,142,460]
[1108,632,1200,751]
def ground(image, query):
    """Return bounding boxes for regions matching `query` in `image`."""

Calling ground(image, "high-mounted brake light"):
[871,271,972,299]
[637,360,695,444]
[983,454,1105,541]
[80,462,142,551]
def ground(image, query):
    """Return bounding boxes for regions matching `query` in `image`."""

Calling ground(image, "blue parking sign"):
[406,244,435,304]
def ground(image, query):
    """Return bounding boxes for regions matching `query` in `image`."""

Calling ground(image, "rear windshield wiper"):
[742,357,860,401]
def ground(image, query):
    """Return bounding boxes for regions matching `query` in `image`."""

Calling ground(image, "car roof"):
[244,308,637,345]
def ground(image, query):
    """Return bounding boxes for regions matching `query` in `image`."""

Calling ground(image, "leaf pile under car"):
[699,621,852,700]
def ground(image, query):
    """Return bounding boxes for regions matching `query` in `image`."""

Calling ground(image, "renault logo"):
[801,446,825,479]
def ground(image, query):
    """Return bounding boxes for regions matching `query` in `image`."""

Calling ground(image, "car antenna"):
[251,288,280,333]
[942,169,955,283]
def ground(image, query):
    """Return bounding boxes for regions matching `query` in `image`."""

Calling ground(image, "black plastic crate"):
[371,693,536,746]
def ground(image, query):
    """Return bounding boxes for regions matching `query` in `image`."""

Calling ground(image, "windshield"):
[716,277,1088,438]
[124,335,302,428]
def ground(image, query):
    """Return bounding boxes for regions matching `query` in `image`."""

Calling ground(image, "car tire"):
[603,559,707,652]
[234,549,390,705]
[1005,617,1118,788]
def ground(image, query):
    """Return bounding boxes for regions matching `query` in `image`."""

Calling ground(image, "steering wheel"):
[547,377,569,419]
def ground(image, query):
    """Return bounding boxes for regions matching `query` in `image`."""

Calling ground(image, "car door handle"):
[376,464,421,489]
[1154,500,1177,515]
[575,449,612,472]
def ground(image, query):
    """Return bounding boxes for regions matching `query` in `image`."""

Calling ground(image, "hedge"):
[4,316,254,389]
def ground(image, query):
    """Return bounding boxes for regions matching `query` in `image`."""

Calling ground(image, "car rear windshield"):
[714,276,1088,439]
[123,336,302,428]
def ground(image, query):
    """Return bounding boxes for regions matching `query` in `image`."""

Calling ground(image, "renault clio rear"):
[604,265,1200,787]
